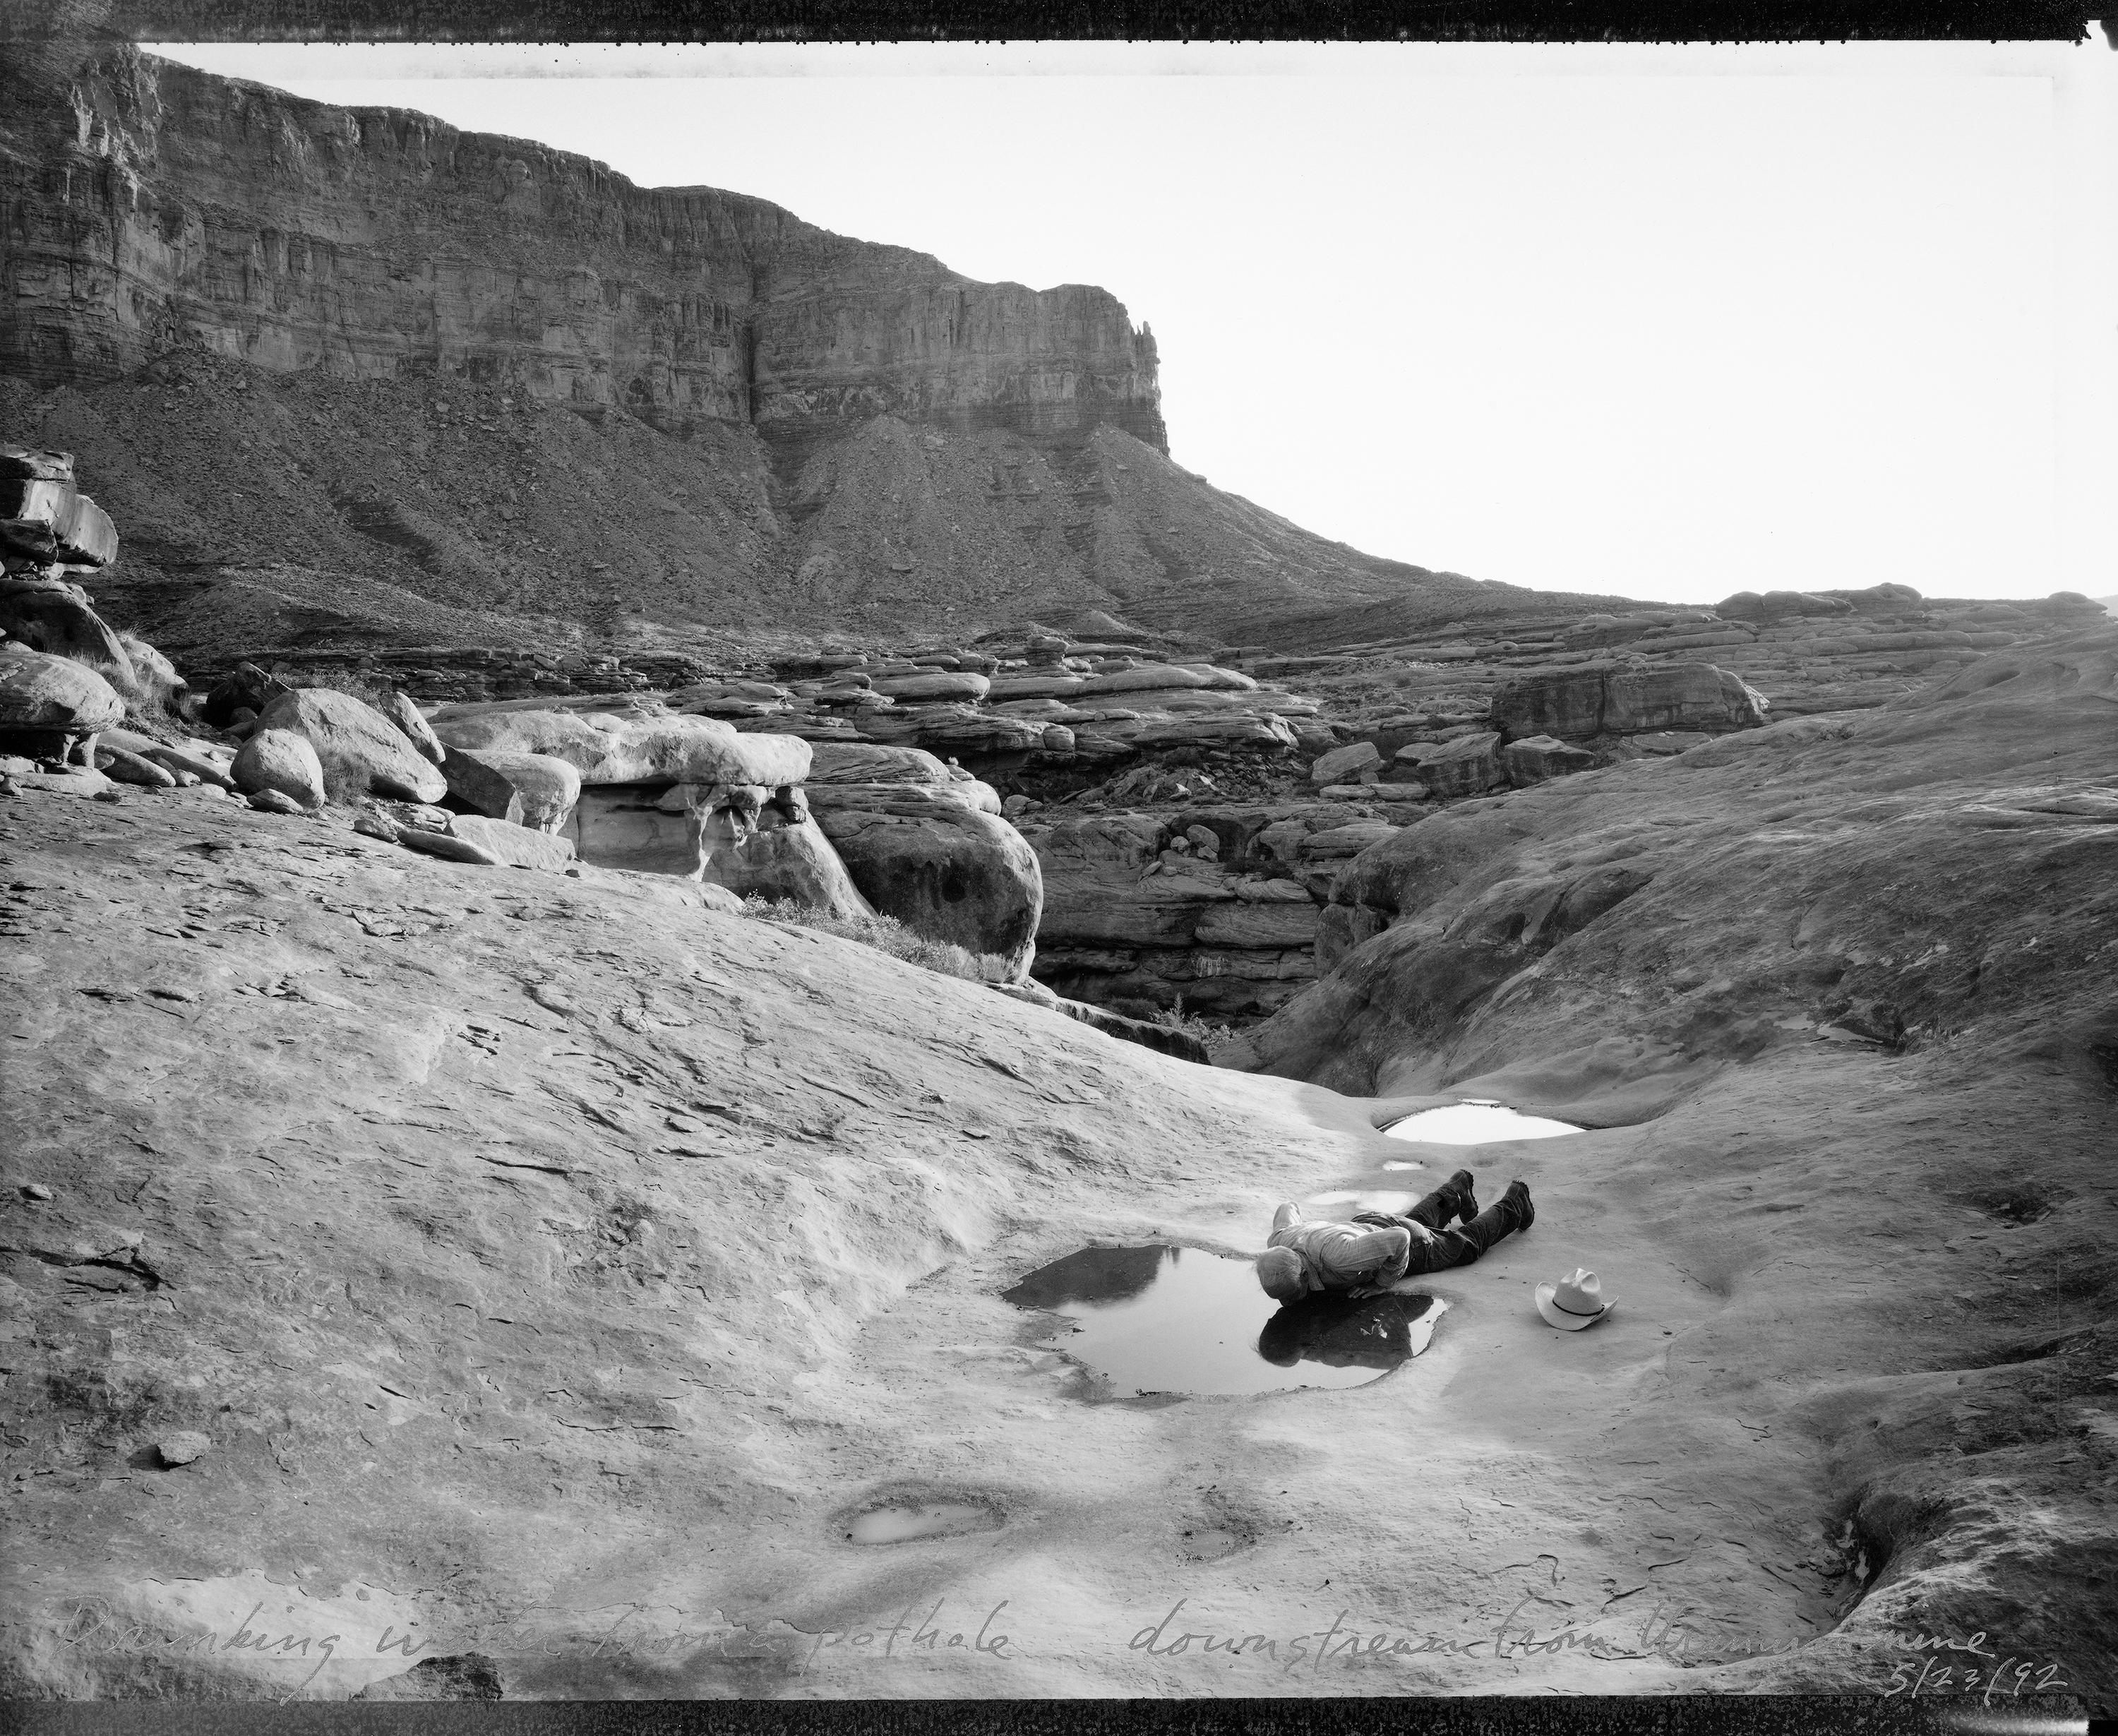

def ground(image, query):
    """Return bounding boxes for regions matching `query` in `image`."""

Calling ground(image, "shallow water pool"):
[842,1501,1001,1545]
[1003,1244,1446,1396]
[1384,1101,1582,1145]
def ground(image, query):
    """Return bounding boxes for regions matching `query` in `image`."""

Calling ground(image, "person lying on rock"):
[1255,1172,1533,1302]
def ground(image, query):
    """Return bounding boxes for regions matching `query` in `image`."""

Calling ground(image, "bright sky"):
[152,40,2117,607]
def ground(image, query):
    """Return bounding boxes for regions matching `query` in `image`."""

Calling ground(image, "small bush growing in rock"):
[1153,995,1238,1050]
[741,896,1013,986]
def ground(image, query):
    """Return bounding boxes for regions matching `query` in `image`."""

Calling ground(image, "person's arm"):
[1318,1225,1412,1293]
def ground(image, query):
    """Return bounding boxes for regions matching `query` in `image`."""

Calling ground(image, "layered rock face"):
[0,45,1629,647]
[0,47,1162,458]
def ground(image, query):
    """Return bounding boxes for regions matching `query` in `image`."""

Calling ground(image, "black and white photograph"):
[1,3,2114,1721]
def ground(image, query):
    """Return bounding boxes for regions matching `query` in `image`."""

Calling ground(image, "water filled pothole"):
[1384,1100,1583,1145]
[841,1499,1002,1545]
[1002,1243,1447,1396]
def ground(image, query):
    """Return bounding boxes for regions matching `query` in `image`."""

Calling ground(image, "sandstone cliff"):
[0,42,1626,648]
[0,46,1163,455]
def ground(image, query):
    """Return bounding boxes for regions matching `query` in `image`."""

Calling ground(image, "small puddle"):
[842,1500,1001,1545]
[1003,1244,1446,1396]
[1384,1100,1582,1145]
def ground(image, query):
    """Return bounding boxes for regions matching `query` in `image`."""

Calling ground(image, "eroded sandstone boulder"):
[1502,734,1599,786]
[431,708,810,789]
[698,808,875,918]
[1492,663,1766,743]
[1310,741,1382,786]
[231,728,325,810]
[0,577,134,678]
[804,742,955,786]
[446,814,576,872]
[0,645,124,762]
[382,692,446,764]
[813,791,1043,979]
[257,688,449,805]
[201,662,294,729]
[1397,731,1504,798]
[443,748,582,834]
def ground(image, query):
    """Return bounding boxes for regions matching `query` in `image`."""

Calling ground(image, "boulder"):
[443,748,582,833]
[381,692,446,764]
[447,814,576,871]
[246,788,306,816]
[1502,734,1599,786]
[1310,741,1382,786]
[1820,582,1924,616]
[813,798,1044,980]
[804,742,955,786]
[0,644,124,760]
[859,706,1048,755]
[1492,663,1766,742]
[201,663,295,729]
[116,736,234,790]
[431,708,810,789]
[986,674,1087,701]
[54,495,117,567]
[95,744,176,789]
[1399,731,1504,798]
[395,824,502,866]
[1113,714,1298,753]
[0,577,135,677]
[1716,589,1855,623]
[1319,782,1428,802]
[1077,664,1223,696]
[868,671,992,703]
[257,688,449,804]
[1300,821,1400,861]
[699,813,875,918]
[231,729,325,809]
[1041,725,1076,753]
[0,477,74,561]
[0,445,74,482]
[155,1431,211,1468]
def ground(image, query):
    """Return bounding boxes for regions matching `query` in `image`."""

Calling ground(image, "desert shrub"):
[1153,995,1238,1050]
[741,895,1013,986]
[70,649,181,734]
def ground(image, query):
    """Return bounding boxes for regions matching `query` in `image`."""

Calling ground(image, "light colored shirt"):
[1267,1205,1432,1294]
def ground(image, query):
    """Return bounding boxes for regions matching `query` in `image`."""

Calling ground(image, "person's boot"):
[1502,1179,1534,1234]
[1446,1169,1478,1226]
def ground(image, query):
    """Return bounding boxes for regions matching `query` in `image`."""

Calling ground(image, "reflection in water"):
[1257,1291,1447,1370]
[1004,1243,1445,1396]
[1385,1103,1582,1144]
[1000,1243,1169,1310]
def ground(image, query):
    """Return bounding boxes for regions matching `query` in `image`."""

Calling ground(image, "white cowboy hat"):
[1536,1268,1616,1331]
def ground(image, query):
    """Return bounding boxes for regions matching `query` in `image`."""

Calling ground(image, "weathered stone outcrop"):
[1022,803,1395,1022]
[0,642,122,761]
[229,726,325,810]
[442,747,582,834]
[0,47,1164,460]
[256,688,449,805]
[1490,662,1767,744]
[0,576,133,676]
[430,707,810,789]
[810,785,1043,981]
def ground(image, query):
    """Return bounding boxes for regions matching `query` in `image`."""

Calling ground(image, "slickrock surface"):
[1219,627,2118,1704]
[4,626,2112,1701]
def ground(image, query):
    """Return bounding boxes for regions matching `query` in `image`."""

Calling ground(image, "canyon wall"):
[0,44,1165,458]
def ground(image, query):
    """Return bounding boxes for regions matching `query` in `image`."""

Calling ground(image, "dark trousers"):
[1354,1182,1521,1276]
